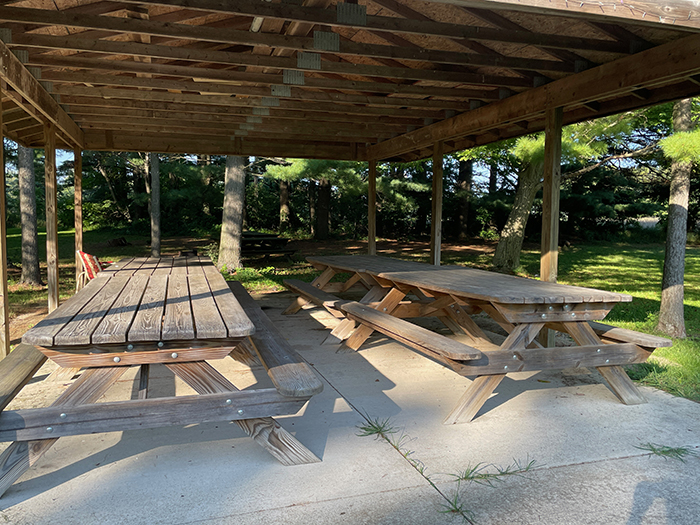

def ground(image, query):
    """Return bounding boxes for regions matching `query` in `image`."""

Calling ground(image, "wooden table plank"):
[91,274,150,345]
[162,273,195,340]
[22,277,110,346]
[152,257,174,276]
[128,274,168,342]
[52,275,131,346]
[189,274,228,339]
[307,255,436,275]
[202,264,255,337]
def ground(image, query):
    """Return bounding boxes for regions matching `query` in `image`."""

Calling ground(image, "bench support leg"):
[345,288,407,350]
[0,366,129,498]
[283,266,337,315]
[168,362,320,466]
[323,318,356,345]
[564,321,646,405]
[444,374,505,424]
[282,296,310,315]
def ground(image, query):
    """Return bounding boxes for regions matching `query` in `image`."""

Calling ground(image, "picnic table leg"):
[322,284,389,346]
[444,323,544,424]
[0,366,130,498]
[345,288,407,350]
[167,361,320,466]
[283,266,336,315]
[564,322,646,405]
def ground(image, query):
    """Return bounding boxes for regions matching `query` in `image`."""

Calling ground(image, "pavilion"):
[1,0,700,356]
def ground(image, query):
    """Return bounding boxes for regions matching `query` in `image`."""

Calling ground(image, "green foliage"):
[659,129,700,163]
[634,443,698,462]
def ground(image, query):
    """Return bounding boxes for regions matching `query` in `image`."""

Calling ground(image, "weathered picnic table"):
[242,231,295,260]
[284,255,671,423]
[0,256,323,497]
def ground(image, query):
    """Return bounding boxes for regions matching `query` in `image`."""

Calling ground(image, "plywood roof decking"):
[0,0,699,159]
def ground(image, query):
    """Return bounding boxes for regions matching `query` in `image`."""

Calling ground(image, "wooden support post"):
[44,123,59,313]
[430,142,444,266]
[539,107,563,347]
[368,159,377,256]
[74,149,83,287]
[0,99,9,358]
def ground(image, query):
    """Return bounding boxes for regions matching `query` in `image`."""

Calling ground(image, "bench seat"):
[283,279,349,310]
[588,321,672,349]
[229,281,324,398]
[0,343,47,412]
[339,301,482,361]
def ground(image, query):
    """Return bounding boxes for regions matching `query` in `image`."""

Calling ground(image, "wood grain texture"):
[91,273,149,344]
[188,274,227,339]
[128,274,168,342]
[162,273,195,340]
[588,321,672,349]
[167,362,320,465]
[0,344,47,411]
[41,345,236,368]
[201,264,255,337]
[0,388,308,441]
[341,302,482,360]
[53,275,130,346]
[0,366,129,497]
[345,288,407,350]
[283,279,348,310]
[229,282,323,398]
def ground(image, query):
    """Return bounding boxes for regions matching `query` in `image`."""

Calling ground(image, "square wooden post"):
[368,159,377,255]
[74,149,83,286]
[430,141,444,266]
[540,107,563,347]
[0,96,9,358]
[44,123,59,313]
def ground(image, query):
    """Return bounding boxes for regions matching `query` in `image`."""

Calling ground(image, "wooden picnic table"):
[285,255,670,423]
[241,232,295,260]
[0,256,322,497]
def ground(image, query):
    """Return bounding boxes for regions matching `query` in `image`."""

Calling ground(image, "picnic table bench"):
[285,255,671,423]
[0,256,323,497]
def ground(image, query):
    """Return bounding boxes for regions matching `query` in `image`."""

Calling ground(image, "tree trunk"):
[218,156,246,272]
[17,145,42,286]
[658,98,694,338]
[279,179,290,233]
[489,163,498,194]
[148,152,161,257]
[492,163,542,272]
[457,159,472,241]
[316,178,331,240]
[308,179,316,236]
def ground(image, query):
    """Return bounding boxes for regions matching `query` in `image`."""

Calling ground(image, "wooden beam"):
[539,107,563,348]
[83,131,366,160]
[367,32,700,160]
[44,123,58,313]
[12,29,575,74]
[74,148,83,287]
[368,159,377,256]
[430,142,444,266]
[434,0,700,31]
[0,95,9,358]
[0,40,82,148]
[56,0,635,53]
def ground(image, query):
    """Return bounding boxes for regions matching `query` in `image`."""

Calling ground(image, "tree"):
[147,153,161,257]
[17,145,41,286]
[657,98,699,338]
[218,155,246,272]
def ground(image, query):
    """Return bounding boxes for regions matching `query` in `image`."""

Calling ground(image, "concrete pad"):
[1,290,699,525]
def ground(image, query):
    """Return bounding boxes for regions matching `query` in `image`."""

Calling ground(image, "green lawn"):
[6,230,700,402]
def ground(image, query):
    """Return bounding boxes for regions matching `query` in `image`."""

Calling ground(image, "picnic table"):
[0,256,322,497]
[284,255,671,423]
[242,231,295,260]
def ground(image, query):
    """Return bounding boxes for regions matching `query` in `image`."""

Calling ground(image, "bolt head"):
[548,305,554,311]
[512,354,517,360]
[541,313,547,319]
[171,352,179,359]
[60,413,67,419]
[605,359,610,363]
[597,348,601,353]
[237,409,244,415]
[127,344,134,351]
[504,365,508,370]
[225,399,232,405]
[158,342,164,348]
[571,312,576,317]
[46,427,53,433]
[113,356,121,363]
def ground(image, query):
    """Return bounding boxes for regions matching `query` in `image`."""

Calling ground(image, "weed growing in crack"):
[357,413,538,524]
[635,443,698,462]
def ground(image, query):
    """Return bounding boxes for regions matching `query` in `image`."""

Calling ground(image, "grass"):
[6,230,700,402]
[634,442,698,462]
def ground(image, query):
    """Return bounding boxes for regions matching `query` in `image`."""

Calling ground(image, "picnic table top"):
[23,256,255,348]
[308,255,632,305]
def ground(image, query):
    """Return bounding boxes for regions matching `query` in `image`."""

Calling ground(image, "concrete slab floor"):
[1,290,699,525]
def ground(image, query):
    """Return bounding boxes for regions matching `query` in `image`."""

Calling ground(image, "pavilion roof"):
[1,0,699,160]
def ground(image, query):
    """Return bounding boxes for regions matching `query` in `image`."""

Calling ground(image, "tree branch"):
[563,143,658,180]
